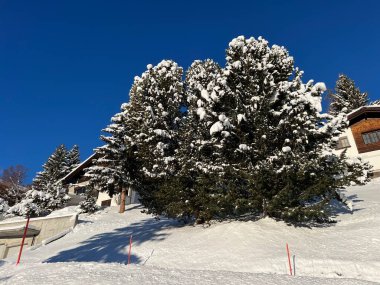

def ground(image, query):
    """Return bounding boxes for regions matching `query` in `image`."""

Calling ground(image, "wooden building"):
[335,105,380,178]
[60,153,139,206]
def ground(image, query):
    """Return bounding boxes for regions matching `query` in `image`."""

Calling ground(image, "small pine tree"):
[79,189,99,214]
[24,144,74,215]
[329,74,369,115]
[32,144,69,191]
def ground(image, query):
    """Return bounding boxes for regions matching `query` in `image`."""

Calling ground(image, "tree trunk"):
[119,188,126,213]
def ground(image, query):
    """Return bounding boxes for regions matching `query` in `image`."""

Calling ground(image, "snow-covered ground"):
[1,179,380,284]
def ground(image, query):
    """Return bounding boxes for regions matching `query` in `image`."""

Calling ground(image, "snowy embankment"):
[1,179,380,284]
[0,263,376,285]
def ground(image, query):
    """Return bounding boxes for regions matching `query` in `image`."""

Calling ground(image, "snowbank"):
[0,262,377,285]
[1,180,380,283]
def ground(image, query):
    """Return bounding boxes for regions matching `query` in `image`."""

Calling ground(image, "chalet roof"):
[60,152,100,185]
[347,105,380,126]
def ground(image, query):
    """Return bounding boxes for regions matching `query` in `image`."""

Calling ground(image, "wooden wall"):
[351,118,380,153]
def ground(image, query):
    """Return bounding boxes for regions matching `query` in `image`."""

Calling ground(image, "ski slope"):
[1,179,380,284]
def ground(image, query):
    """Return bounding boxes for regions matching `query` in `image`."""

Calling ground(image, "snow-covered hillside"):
[1,179,380,284]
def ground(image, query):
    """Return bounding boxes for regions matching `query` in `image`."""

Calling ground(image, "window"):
[362,130,380,145]
[74,187,86,195]
[336,136,350,149]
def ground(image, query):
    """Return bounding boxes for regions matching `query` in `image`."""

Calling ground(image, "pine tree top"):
[329,74,369,115]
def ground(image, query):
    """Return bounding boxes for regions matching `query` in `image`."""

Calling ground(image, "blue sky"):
[1,0,380,183]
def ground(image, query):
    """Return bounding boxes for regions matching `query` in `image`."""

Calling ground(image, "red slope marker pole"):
[16,215,30,266]
[128,235,133,265]
[286,243,293,276]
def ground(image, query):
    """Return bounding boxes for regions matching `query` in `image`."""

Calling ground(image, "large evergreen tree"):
[329,74,369,115]
[87,60,185,214]
[149,36,369,224]
[89,37,369,225]
[126,60,185,214]
[86,103,141,213]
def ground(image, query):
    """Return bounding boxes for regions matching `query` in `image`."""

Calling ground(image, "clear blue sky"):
[1,0,380,183]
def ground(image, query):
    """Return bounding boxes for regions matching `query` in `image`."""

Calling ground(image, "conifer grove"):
[88,36,370,224]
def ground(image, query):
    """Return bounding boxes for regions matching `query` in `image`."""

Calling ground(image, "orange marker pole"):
[16,215,30,265]
[286,243,293,276]
[127,235,133,265]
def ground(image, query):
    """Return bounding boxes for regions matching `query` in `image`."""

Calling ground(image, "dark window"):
[101,199,111,207]
[74,187,86,195]
[336,136,351,149]
[362,130,380,145]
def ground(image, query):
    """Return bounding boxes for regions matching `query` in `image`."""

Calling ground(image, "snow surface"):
[1,179,380,284]
[0,263,376,285]
[282,146,292,153]
[210,121,223,135]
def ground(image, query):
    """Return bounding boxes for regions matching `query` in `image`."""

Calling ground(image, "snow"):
[314,82,327,92]
[282,146,292,153]
[201,89,210,101]
[153,129,171,138]
[237,114,246,123]
[1,180,380,284]
[196,107,206,120]
[239,144,249,150]
[210,90,219,101]
[210,121,223,135]
[304,92,322,112]
[0,263,376,285]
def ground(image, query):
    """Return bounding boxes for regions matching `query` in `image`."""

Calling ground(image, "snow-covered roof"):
[60,152,99,184]
[347,105,380,125]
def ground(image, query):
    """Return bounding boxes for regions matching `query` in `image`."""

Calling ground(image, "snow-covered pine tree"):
[0,198,9,219]
[155,59,244,223]
[132,61,184,177]
[329,74,369,115]
[32,171,48,192]
[6,190,43,217]
[8,145,73,215]
[32,144,69,191]
[184,59,238,172]
[66,145,80,173]
[158,36,370,224]
[79,189,99,213]
[127,61,185,215]
[86,103,141,213]
[224,36,369,222]
[223,36,302,217]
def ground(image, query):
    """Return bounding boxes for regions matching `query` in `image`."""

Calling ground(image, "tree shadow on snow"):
[44,216,182,265]
[283,195,366,229]
[0,276,11,282]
